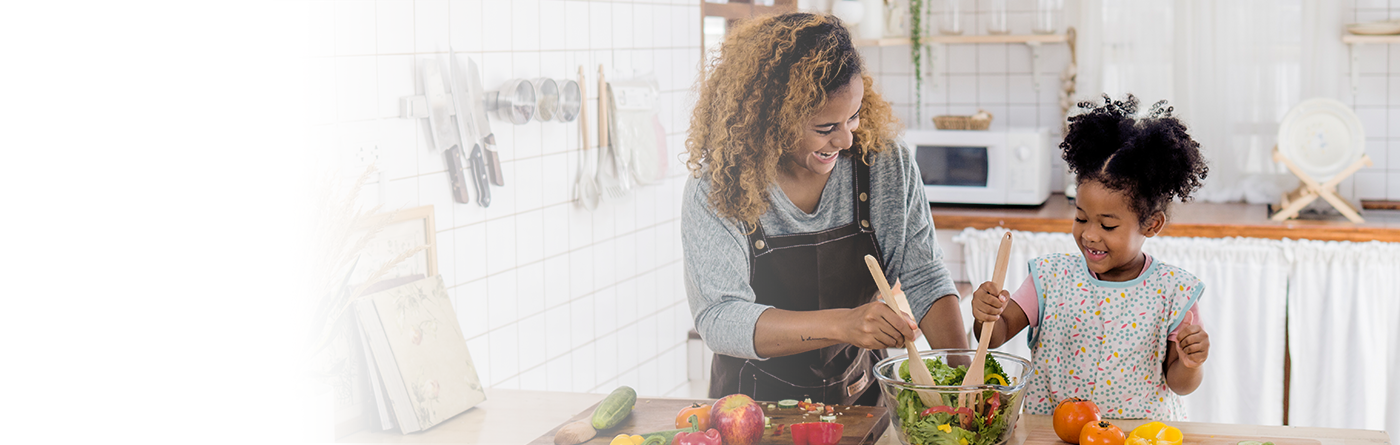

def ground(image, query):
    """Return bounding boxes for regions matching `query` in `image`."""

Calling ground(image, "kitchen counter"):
[338,389,1390,444]
[931,194,1400,243]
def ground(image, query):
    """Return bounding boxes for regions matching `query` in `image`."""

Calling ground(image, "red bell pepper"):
[673,428,722,445]
[789,422,844,445]
[919,405,974,418]
[984,395,1002,425]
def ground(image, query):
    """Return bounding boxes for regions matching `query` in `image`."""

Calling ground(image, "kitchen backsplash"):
[308,0,701,399]
[1344,0,1400,201]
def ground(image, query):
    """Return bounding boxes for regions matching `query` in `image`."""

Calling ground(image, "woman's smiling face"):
[789,75,863,177]
[1072,180,1163,281]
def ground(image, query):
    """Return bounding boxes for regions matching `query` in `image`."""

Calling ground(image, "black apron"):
[709,157,888,407]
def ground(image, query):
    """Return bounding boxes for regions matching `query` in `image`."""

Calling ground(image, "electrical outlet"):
[354,144,381,172]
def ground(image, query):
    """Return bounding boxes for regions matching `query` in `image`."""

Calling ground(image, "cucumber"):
[590,386,637,431]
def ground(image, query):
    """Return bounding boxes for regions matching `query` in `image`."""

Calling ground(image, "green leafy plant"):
[910,0,924,123]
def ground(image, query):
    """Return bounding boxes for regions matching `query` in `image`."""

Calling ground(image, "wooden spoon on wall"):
[960,231,1013,408]
[864,255,939,407]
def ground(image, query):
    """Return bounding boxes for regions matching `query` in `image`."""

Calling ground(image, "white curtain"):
[955,228,1289,425]
[1075,0,1305,204]
[1284,239,1400,433]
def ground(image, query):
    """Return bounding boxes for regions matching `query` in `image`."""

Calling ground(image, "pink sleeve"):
[1166,305,1202,342]
[1008,274,1039,327]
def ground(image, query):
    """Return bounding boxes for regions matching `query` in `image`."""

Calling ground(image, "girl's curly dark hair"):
[1062,94,1209,225]
[684,13,899,227]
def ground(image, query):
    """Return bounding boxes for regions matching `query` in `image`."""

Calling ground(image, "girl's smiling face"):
[1073,180,1164,281]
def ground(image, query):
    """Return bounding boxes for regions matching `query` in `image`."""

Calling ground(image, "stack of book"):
[355,275,485,433]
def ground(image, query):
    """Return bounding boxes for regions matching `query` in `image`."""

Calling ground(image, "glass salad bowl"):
[873,349,1033,445]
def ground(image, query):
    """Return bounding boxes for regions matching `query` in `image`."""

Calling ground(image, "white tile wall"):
[1345,3,1400,201]
[312,0,702,399]
[860,0,1074,192]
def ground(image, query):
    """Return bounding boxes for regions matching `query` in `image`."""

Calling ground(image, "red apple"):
[710,394,764,445]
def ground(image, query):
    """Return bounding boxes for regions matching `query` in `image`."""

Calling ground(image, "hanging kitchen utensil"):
[419,59,472,204]
[864,255,940,408]
[960,231,1012,409]
[573,66,600,210]
[595,66,630,198]
[463,60,504,188]
[454,54,494,204]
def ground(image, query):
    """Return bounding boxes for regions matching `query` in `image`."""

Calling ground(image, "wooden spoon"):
[864,255,939,407]
[960,231,1013,408]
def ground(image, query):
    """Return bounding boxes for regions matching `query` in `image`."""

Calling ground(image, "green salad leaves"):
[893,357,1014,445]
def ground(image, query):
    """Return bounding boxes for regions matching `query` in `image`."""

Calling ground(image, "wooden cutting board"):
[528,397,891,445]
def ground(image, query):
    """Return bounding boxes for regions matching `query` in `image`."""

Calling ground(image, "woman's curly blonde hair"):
[685,13,900,228]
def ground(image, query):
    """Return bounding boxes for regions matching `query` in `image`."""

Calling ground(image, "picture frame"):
[348,205,438,290]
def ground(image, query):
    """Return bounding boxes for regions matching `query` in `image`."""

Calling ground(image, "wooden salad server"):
[960,231,1013,408]
[864,255,939,407]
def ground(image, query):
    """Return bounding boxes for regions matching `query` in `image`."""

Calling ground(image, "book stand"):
[1269,146,1373,223]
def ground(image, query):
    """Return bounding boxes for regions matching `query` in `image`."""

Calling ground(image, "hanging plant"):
[909,0,924,124]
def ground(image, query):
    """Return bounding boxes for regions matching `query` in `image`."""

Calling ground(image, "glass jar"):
[1033,0,1063,34]
[937,0,968,35]
[985,0,1009,35]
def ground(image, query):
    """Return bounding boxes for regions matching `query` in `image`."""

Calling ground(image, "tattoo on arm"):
[800,335,832,342]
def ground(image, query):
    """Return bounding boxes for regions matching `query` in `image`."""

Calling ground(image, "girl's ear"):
[1142,211,1166,237]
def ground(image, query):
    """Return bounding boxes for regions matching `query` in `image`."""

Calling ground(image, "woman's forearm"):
[752,307,849,358]
[921,295,968,350]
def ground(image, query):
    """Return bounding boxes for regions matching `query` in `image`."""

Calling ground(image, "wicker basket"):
[933,109,993,130]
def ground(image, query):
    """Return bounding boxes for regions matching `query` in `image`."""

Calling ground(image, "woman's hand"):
[842,300,920,349]
[841,282,920,350]
[970,281,1011,323]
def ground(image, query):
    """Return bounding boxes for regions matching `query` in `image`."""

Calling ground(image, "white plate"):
[1347,20,1400,35]
[1276,98,1366,183]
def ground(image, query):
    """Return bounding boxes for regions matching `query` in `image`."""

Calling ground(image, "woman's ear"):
[1142,211,1166,237]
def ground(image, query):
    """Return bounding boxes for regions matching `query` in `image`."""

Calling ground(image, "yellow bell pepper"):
[608,434,645,445]
[1127,421,1183,445]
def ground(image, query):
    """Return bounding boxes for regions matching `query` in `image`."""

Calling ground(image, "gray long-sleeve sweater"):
[683,143,959,360]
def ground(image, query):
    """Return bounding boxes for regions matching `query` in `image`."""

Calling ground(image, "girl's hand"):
[971,281,1011,323]
[1174,312,1210,368]
[844,282,920,349]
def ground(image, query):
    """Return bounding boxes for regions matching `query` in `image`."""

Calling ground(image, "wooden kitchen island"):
[930,194,1400,242]
[338,389,1391,444]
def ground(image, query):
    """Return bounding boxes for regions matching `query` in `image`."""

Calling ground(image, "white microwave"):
[904,128,1052,206]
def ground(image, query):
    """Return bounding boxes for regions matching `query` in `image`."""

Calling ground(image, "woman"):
[683,13,966,406]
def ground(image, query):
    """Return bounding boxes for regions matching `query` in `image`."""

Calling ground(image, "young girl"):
[971,95,1211,420]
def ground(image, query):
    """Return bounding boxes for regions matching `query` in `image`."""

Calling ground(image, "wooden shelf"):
[1342,34,1400,43]
[855,33,1069,46]
[930,193,1400,243]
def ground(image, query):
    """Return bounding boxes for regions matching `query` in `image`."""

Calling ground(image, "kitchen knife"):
[468,144,492,207]
[423,60,472,204]
[445,50,483,205]
[463,58,505,186]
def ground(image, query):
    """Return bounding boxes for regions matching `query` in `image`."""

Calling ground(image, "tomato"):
[1080,421,1126,445]
[1052,398,1102,444]
[675,403,712,430]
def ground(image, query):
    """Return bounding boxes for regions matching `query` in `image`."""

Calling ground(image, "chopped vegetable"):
[790,422,844,445]
[673,428,722,445]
